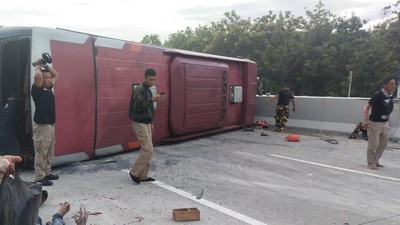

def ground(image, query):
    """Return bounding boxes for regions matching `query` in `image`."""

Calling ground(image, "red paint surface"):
[51,37,96,158]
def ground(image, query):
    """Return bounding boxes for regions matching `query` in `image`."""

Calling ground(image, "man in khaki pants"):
[31,62,60,186]
[128,68,164,184]
[363,77,396,170]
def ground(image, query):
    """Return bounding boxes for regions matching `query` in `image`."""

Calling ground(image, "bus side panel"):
[224,62,244,126]
[94,40,169,151]
[37,34,96,159]
[241,62,257,125]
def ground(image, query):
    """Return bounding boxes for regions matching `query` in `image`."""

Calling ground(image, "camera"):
[32,52,52,67]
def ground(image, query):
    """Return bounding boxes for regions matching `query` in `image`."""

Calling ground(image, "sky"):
[0,0,396,42]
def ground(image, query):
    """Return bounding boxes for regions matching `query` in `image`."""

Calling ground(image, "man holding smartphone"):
[128,68,164,184]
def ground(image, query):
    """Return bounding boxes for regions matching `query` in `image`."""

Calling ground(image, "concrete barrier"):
[255,95,400,139]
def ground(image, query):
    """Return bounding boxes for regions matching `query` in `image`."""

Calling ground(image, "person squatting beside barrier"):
[348,122,368,141]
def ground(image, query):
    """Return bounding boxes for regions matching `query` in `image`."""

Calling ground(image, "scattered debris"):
[173,208,200,222]
[243,126,254,132]
[196,188,204,199]
[323,139,339,145]
[134,216,144,222]
[285,134,300,142]
[254,120,269,128]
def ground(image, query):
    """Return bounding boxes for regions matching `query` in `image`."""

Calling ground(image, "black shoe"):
[41,190,48,205]
[36,178,53,186]
[141,177,155,182]
[45,174,59,180]
[129,173,140,184]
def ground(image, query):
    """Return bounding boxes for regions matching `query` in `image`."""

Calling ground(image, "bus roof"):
[0,26,32,39]
[164,49,254,63]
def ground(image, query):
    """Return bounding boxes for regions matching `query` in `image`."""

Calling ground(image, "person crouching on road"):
[128,68,164,184]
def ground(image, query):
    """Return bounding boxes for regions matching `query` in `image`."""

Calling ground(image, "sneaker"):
[36,178,53,186]
[45,174,59,180]
[129,173,140,184]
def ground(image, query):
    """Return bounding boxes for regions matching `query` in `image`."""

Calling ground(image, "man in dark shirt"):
[128,68,164,184]
[363,77,396,170]
[31,62,59,186]
[268,84,295,132]
[0,92,21,155]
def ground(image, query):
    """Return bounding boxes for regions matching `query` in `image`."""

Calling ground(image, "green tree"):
[143,0,400,97]
[252,11,306,94]
[141,34,162,46]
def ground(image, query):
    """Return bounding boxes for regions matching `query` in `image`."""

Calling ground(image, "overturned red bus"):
[0,26,256,166]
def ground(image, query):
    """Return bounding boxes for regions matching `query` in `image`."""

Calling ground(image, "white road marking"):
[270,154,400,182]
[122,170,268,225]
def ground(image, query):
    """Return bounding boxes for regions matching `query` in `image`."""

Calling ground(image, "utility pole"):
[348,71,352,97]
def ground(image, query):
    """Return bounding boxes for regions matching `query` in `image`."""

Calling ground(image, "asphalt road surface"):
[19,128,400,225]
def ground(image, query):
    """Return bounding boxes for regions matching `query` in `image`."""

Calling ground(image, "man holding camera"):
[31,59,59,186]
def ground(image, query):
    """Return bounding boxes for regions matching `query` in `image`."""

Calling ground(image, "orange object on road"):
[285,134,300,142]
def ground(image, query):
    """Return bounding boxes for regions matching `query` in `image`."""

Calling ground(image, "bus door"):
[169,57,229,136]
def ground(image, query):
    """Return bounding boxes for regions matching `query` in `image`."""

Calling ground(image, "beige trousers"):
[367,121,389,164]
[33,123,55,181]
[130,122,153,180]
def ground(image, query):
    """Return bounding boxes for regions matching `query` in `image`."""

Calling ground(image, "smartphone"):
[160,92,166,95]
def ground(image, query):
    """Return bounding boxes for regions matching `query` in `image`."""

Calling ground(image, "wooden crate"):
[172,207,200,222]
